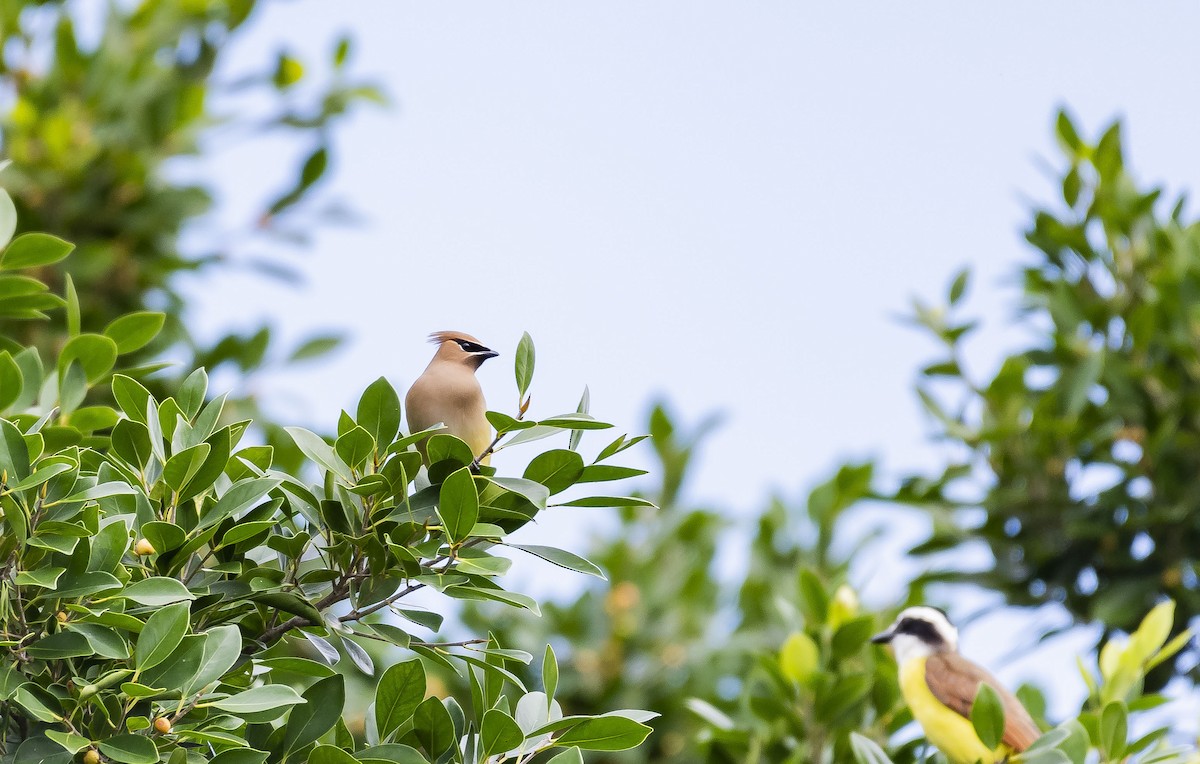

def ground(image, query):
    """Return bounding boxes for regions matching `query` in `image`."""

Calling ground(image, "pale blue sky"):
[178,1,1200,726]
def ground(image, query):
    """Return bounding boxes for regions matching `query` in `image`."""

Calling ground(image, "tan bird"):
[871,607,1040,763]
[405,331,498,465]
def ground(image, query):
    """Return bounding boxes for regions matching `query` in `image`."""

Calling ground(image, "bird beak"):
[479,350,499,360]
[870,629,894,645]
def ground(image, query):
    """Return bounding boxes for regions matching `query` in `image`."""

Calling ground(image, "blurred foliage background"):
[0,0,382,469]
[0,0,1197,761]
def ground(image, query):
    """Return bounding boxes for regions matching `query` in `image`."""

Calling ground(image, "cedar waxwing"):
[871,607,1040,763]
[405,331,499,465]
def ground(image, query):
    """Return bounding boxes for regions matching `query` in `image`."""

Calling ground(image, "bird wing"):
[924,653,1041,752]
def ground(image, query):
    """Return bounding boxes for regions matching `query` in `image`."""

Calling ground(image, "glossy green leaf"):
[210,684,306,713]
[135,601,189,670]
[439,466,479,543]
[282,674,345,755]
[97,734,159,764]
[121,577,196,606]
[523,449,584,495]
[375,658,426,739]
[357,376,401,449]
[554,716,653,751]
[482,708,524,758]
[509,543,604,578]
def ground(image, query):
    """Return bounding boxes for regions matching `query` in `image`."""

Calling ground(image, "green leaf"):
[66,623,130,660]
[546,749,584,764]
[969,683,1006,751]
[112,374,152,423]
[307,746,358,764]
[135,601,190,670]
[413,696,456,757]
[1100,701,1128,761]
[0,189,15,250]
[555,716,653,751]
[0,418,30,481]
[61,481,139,502]
[849,732,895,764]
[282,674,345,755]
[58,333,117,383]
[1055,108,1082,152]
[289,333,343,362]
[210,684,306,713]
[335,425,375,470]
[515,331,535,398]
[26,631,92,659]
[0,233,75,270]
[523,449,584,494]
[948,267,970,306]
[120,577,196,606]
[177,368,208,419]
[357,376,401,449]
[543,644,559,705]
[140,522,185,555]
[285,426,353,483]
[198,476,282,529]
[162,442,211,492]
[0,351,21,411]
[104,312,166,354]
[375,658,427,739]
[15,567,65,588]
[439,467,479,543]
[780,631,819,685]
[208,751,269,764]
[98,734,159,764]
[44,730,91,755]
[181,625,242,694]
[482,708,524,758]
[509,544,605,578]
[556,495,655,508]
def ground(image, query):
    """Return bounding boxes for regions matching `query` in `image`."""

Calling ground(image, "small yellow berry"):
[134,539,156,556]
[154,717,172,734]
[55,611,68,623]
[83,749,101,764]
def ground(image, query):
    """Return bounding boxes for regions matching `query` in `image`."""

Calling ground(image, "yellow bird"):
[871,607,1040,764]
[405,331,498,465]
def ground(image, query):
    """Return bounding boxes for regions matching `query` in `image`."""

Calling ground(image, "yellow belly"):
[899,657,1008,764]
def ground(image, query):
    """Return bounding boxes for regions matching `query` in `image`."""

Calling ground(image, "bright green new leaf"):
[0,232,75,270]
[104,311,165,354]
[780,632,820,685]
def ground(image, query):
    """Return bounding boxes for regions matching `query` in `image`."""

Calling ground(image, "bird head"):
[871,606,959,664]
[429,331,499,370]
